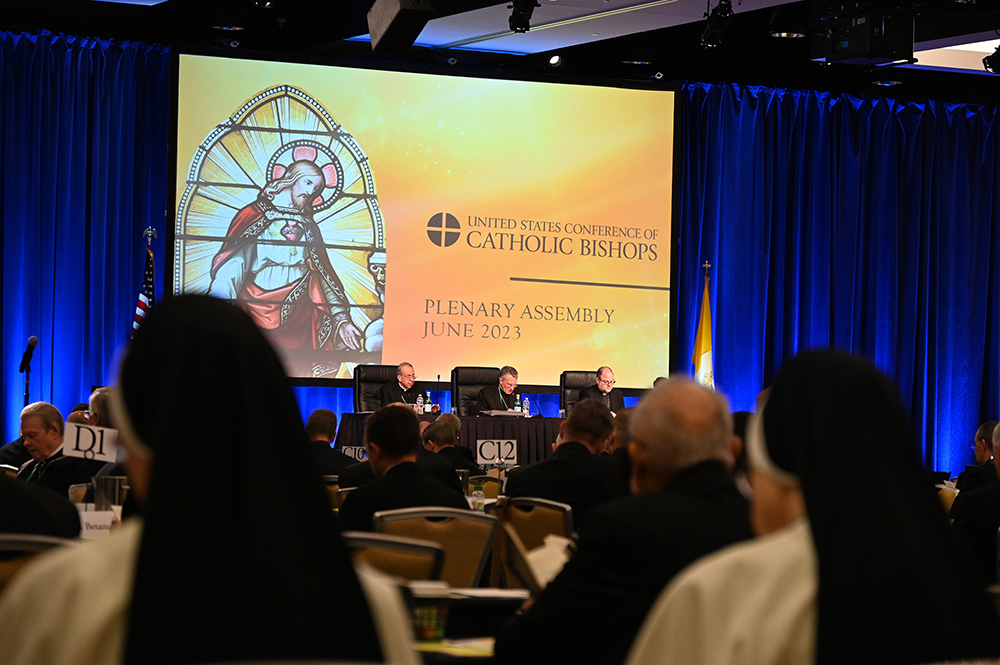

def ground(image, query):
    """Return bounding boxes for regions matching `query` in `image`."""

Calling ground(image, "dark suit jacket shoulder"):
[19,451,106,499]
[379,381,422,407]
[339,462,470,531]
[504,441,615,528]
[577,385,626,414]
[476,385,516,414]
[955,461,998,493]
[951,481,1000,584]
[310,440,357,476]
[436,446,481,474]
[0,473,81,538]
[494,461,753,665]
[338,449,464,494]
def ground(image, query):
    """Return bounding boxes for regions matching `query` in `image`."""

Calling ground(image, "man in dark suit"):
[952,422,1000,584]
[340,405,468,531]
[954,420,999,492]
[305,408,356,476]
[423,420,480,474]
[0,473,80,538]
[476,366,520,413]
[16,402,105,498]
[504,399,617,527]
[577,366,626,416]
[378,362,422,407]
[494,377,753,665]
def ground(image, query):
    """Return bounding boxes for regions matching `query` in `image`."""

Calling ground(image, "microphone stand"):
[22,364,30,408]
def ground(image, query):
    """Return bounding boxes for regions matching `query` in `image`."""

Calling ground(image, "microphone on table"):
[19,336,39,373]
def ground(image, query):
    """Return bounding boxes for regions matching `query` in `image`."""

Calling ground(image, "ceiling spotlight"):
[984,46,1000,74]
[446,57,458,66]
[767,6,806,38]
[548,54,563,67]
[652,71,664,79]
[701,0,733,49]
[509,0,540,32]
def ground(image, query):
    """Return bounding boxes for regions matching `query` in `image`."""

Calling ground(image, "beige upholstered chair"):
[490,497,574,587]
[468,475,502,499]
[373,507,499,587]
[0,534,74,595]
[342,531,445,581]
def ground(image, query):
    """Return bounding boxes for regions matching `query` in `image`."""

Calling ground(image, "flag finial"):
[143,226,157,247]
[702,261,711,280]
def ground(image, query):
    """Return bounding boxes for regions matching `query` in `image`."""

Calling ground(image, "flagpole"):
[692,261,715,389]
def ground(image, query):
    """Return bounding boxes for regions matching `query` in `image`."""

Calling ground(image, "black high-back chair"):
[451,367,501,416]
[560,370,597,416]
[353,364,399,412]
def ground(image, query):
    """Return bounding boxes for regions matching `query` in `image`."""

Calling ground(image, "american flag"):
[132,246,155,338]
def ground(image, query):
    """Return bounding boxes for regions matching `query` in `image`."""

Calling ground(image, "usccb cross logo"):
[427,213,461,247]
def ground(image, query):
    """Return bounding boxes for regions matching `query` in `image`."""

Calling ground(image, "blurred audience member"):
[504,399,616,527]
[305,408,355,476]
[951,423,1000,584]
[954,420,999,492]
[340,405,468,532]
[494,377,752,665]
[0,295,418,665]
[423,420,479,474]
[0,473,80,539]
[626,350,1000,665]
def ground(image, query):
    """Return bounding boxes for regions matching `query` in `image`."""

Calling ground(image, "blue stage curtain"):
[672,82,1000,474]
[1,31,169,443]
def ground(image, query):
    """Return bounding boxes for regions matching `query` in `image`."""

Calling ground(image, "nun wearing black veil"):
[0,295,419,665]
[625,350,1000,665]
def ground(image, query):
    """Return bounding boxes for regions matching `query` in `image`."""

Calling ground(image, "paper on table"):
[524,534,573,588]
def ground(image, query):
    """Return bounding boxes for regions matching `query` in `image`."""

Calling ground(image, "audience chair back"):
[373,507,499,587]
[468,475,502,499]
[67,483,89,504]
[336,487,357,510]
[0,534,73,595]
[559,370,598,415]
[938,486,957,513]
[451,367,501,417]
[353,364,400,412]
[489,497,574,588]
[500,522,544,596]
[342,531,445,581]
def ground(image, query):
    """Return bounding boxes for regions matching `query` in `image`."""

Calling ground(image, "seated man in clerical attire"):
[423,420,479,474]
[16,402,105,498]
[306,409,356,475]
[340,405,468,531]
[476,366,520,414]
[379,362,422,408]
[578,366,626,416]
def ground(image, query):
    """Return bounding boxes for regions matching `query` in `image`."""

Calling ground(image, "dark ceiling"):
[4,0,1000,105]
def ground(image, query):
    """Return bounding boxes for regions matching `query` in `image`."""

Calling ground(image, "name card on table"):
[63,423,118,463]
[77,509,115,540]
[477,439,517,466]
[342,446,367,461]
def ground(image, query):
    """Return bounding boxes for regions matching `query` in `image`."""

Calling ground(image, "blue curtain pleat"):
[1,32,169,443]
[673,83,1000,473]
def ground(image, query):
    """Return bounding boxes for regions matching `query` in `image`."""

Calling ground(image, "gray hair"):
[20,402,64,435]
[90,387,114,428]
[629,376,733,479]
[499,366,518,379]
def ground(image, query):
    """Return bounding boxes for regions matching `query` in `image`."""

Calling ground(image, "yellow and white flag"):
[691,272,714,389]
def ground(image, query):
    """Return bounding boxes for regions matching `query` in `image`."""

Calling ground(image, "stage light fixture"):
[549,54,563,67]
[509,0,540,32]
[701,0,733,49]
[767,6,806,38]
[984,46,1000,74]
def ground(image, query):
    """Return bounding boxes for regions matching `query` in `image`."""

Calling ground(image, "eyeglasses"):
[83,410,92,419]
[500,377,518,390]
[597,378,615,385]
[400,373,416,380]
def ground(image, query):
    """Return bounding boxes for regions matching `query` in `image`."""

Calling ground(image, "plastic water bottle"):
[522,395,530,417]
[514,393,522,412]
[425,391,433,413]
[471,485,485,511]
[416,393,424,413]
